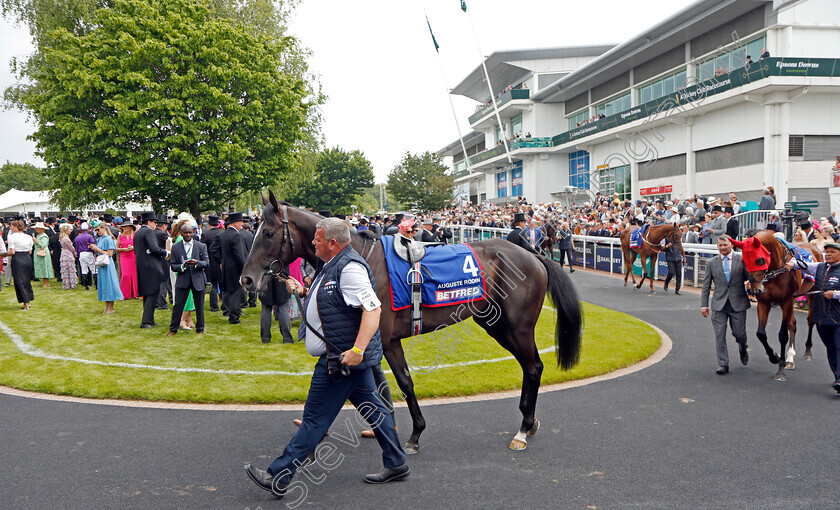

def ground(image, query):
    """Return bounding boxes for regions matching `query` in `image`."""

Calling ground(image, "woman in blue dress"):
[89,223,123,314]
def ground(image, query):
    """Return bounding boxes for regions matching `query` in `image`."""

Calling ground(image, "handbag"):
[95,253,111,267]
[36,248,46,257]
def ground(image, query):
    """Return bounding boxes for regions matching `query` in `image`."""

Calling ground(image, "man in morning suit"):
[134,212,170,328]
[724,207,739,240]
[155,215,172,310]
[507,212,538,254]
[221,212,248,324]
[700,235,751,374]
[202,214,224,312]
[240,219,257,308]
[167,224,209,335]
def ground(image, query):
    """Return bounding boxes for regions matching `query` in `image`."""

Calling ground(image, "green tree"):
[2,0,321,218]
[0,161,51,194]
[387,151,455,212]
[284,147,375,214]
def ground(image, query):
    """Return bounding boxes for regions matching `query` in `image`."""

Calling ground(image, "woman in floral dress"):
[58,223,77,289]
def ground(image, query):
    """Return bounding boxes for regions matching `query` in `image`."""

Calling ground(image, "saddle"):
[392,236,442,264]
[392,236,442,337]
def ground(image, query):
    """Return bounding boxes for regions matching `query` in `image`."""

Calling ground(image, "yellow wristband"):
[351,346,364,355]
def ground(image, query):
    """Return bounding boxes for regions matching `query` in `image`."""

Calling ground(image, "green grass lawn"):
[0,283,660,403]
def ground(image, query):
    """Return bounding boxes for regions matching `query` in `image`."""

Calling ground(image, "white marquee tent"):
[0,188,150,217]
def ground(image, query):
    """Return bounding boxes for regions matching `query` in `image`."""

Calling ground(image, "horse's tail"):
[538,255,583,369]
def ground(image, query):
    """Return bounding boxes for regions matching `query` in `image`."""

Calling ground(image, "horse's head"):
[240,190,297,294]
[730,236,771,295]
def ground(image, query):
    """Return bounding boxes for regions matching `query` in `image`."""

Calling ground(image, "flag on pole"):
[460,0,467,12]
[426,16,439,52]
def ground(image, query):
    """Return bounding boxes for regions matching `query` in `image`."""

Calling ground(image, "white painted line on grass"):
[0,315,672,411]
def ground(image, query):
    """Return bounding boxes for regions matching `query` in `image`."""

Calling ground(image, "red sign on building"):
[640,185,672,196]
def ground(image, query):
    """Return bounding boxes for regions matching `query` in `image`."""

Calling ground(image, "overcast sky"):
[0,0,695,182]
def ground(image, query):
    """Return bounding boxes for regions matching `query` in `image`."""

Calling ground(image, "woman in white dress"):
[7,220,35,309]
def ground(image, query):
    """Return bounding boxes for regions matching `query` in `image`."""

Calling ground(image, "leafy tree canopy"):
[282,146,374,214]
[0,161,51,194]
[386,151,455,212]
[2,0,320,218]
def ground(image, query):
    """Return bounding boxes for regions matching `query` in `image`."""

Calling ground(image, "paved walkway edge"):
[0,323,672,412]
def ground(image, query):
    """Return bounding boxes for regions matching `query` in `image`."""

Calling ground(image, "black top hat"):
[765,223,779,231]
[513,212,527,224]
[712,205,723,212]
[393,213,404,223]
[723,207,734,215]
[46,216,56,223]
[318,210,331,217]
[226,212,245,224]
[103,213,113,222]
[140,211,157,223]
[156,214,168,224]
[208,214,220,226]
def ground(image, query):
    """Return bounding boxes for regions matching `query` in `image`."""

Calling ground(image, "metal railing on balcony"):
[468,89,530,125]
[467,137,552,166]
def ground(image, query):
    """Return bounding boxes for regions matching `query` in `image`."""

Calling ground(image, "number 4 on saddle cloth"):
[629,224,650,249]
[380,236,486,312]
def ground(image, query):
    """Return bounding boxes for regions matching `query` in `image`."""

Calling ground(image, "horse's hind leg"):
[785,302,798,370]
[384,340,426,454]
[477,316,542,450]
[755,300,781,365]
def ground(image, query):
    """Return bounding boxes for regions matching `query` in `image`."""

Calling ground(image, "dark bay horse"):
[731,232,822,381]
[619,223,682,292]
[538,220,558,260]
[240,192,583,453]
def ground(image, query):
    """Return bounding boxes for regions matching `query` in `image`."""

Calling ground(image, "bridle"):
[749,240,802,284]
[265,204,295,282]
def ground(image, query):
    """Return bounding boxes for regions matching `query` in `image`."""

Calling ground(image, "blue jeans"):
[267,357,405,482]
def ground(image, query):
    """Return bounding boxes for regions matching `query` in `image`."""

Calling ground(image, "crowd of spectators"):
[576,113,606,128]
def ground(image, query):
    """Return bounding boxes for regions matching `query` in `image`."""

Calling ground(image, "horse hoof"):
[509,439,527,451]
[404,442,419,455]
[624,282,628,287]
[773,372,788,382]
[769,354,780,364]
[528,420,540,436]
[650,289,656,294]
[803,352,813,361]
[785,362,795,370]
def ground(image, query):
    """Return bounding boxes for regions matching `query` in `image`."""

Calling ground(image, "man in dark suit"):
[259,275,293,344]
[202,215,224,312]
[758,189,775,211]
[46,217,62,282]
[221,212,248,324]
[700,235,751,374]
[507,212,538,254]
[154,215,171,309]
[134,212,170,328]
[419,218,436,242]
[167,224,209,335]
[240,219,257,308]
[724,207,739,240]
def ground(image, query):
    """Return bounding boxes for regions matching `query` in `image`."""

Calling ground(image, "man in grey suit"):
[167,224,209,335]
[700,235,751,374]
[708,205,728,245]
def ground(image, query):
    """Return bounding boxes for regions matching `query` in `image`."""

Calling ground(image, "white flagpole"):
[465,9,511,163]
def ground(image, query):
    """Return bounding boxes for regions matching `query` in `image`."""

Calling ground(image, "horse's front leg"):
[384,339,426,454]
[635,255,647,290]
[775,299,795,380]
[755,300,780,365]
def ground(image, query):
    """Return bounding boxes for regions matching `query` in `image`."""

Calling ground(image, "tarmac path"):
[1,269,839,509]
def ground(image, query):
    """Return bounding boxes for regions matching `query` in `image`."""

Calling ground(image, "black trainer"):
[364,464,410,484]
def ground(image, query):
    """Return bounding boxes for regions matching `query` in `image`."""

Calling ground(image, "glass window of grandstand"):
[497,171,508,198]
[595,93,631,119]
[511,163,523,196]
[639,70,686,105]
[568,110,588,130]
[568,150,590,190]
[599,165,631,201]
[511,114,523,139]
[495,124,506,144]
[697,35,766,82]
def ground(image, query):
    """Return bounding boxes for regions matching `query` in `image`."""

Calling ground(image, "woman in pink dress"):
[116,222,138,299]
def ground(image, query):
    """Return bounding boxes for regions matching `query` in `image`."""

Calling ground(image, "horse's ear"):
[730,238,745,249]
[268,189,280,211]
[750,237,762,249]
[261,192,269,207]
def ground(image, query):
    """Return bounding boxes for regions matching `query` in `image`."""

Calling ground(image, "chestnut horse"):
[240,192,583,453]
[538,220,557,260]
[619,222,682,292]
[732,231,822,380]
